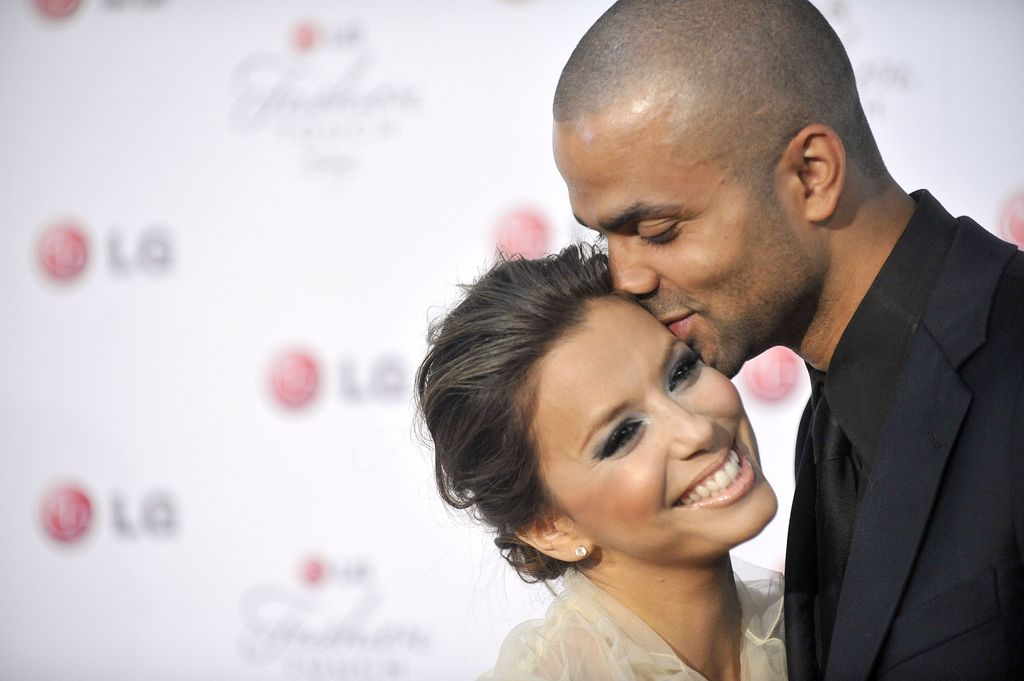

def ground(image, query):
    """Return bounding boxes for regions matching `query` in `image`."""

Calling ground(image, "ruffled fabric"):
[479,559,786,681]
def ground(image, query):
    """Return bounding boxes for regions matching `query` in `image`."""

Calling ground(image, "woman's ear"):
[516,513,592,563]
[776,123,846,224]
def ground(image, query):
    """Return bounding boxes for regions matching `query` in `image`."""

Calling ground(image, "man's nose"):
[608,237,659,295]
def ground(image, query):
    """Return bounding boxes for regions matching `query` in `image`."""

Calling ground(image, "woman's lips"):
[674,450,757,509]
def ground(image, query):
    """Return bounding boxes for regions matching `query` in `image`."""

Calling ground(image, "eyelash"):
[596,353,699,459]
[592,220,685,247]
[598,418,643,460]
[640,223,679,246]
[668,353,697,391]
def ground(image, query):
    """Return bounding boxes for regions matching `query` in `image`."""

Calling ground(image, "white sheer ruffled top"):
[479,559,787,680]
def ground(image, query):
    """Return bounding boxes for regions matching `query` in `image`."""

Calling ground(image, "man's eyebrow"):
[593,201,682,235]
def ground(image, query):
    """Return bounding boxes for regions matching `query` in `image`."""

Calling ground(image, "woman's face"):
[528,296,777,569]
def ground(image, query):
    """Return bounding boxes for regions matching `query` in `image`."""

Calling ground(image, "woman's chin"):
[727,483,779,549]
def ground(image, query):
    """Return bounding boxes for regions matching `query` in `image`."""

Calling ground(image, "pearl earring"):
[574,546,588,559]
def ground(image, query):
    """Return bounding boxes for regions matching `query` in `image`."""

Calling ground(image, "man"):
[552,1,1024,679]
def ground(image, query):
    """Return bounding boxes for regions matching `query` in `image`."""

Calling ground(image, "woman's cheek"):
[694,371,745,418]
[597,457,664,518]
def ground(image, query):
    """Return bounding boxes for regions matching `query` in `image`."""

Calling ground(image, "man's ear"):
[777,123,846,224]
[516,513,592,563]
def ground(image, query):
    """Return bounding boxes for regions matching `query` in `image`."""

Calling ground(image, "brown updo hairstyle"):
[415,244,613,582]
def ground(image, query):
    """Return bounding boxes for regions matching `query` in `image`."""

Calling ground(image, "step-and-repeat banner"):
[2,0,1022,679]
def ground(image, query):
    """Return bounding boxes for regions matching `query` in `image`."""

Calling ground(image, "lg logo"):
[495,208,550,259]
[299,554,371,587]
[270,350,320,409]
[108,227,174,275]
[40,485,92,543]
[32,0,165,20]
[37,221,174,284]
[292,21,320,52]
[340,355,407,402]
[268,350,409,410]
[37,222,89,282]
[39,483,178,546]
[33,0,80,19]
[289,19,362,53]
[111,491,177,538]
[1000,191,1024,250]
[742,346,804,402]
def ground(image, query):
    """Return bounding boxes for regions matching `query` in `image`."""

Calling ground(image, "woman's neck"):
[585,555,744,681]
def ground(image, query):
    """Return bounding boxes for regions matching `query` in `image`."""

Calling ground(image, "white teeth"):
[680,451,744,506]
[714,469,731,489]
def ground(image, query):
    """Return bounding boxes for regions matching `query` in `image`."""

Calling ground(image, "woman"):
[416,245,785,680]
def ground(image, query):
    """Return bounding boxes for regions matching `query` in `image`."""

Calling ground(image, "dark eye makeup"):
[668,349,699,392]
[594,345,701,460]
[598,418,644,460]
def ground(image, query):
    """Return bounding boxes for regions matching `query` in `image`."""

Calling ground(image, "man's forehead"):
[555,94,674,148]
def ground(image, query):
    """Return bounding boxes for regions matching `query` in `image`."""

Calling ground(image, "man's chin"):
[700,343,746,379]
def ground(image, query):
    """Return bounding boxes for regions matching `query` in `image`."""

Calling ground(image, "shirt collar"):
[822,190,957,457]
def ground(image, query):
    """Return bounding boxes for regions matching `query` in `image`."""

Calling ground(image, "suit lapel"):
[823,218,1016,680]
[824,330,970,680]
[786,402,821,681]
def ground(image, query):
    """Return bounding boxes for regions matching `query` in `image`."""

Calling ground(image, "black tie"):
[810,373,858,671]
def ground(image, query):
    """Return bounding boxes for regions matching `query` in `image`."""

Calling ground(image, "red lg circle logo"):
[292,20,321,52]
[270,351,320,409]
[1000,191,1024,249]
[743,346,803,402]
[495,208,550,259]
[301,556,328,586]
[33,0,80,19]
[41,485,93,544]
[38,222,89,282]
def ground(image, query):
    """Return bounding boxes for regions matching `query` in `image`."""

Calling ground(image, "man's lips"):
[665,313,695,339]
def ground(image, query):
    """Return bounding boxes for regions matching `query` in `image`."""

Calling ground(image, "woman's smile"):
[674,448,757,509]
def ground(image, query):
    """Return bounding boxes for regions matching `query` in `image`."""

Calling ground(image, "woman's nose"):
[663,401,717,461]
[608,237,659,295]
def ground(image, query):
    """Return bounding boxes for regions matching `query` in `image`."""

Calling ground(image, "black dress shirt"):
[810,189,958,666]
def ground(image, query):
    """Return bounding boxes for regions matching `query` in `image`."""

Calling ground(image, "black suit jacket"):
[785,195,1024,680]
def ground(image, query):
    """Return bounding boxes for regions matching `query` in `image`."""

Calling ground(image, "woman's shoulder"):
[731,558,788,680]
[477,563,787,681]
[731,557,785,644]
[477,573,670,681]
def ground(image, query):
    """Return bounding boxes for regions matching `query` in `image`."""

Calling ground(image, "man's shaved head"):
[554,0,885,185]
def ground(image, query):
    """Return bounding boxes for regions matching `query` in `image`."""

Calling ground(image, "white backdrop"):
[1,0,1022,679]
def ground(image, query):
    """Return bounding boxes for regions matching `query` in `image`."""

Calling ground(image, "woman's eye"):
[598,418,643,459]
[668,355,698,392]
